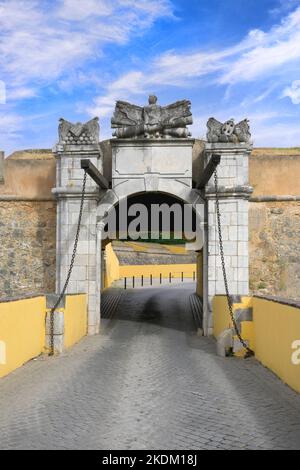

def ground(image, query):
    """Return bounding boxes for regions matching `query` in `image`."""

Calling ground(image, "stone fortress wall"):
[0,144,300,300]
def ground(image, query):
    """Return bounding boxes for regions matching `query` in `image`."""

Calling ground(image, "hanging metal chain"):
[214,169,254,358]
[49,171,87,356]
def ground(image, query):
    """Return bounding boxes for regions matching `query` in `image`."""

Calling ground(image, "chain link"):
[214,169,254,358]
[49,171,87,356]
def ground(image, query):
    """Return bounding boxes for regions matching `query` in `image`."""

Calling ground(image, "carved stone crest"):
[207,118,251,144]
[111,95,193,139]
[58,117,99,145]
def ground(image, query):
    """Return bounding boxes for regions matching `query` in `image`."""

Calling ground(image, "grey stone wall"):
[249,201,300,300]
[0,201,56,299]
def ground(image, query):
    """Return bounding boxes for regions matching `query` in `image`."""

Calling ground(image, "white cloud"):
[87,5,300,118]
[252,121,300,147]
[269,0,300,17]
[220,7,300,83]
[58,0,113,20]
[0,110,23,147]
[8,87,38,101]
[283,80,300,104]
[0,0,173,92]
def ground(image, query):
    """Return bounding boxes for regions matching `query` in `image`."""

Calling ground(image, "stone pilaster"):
[204,143,253,334]
[53,121,103,335]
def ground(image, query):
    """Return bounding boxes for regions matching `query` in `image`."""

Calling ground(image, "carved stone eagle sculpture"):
[111,95,193,139]
[207,118,251,144]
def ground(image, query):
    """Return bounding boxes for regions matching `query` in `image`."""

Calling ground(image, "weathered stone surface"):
[58,118,99,145]
[111,95,193,139]
[249,201,300,299]
[207,118,251,143]
[0,201,56,299]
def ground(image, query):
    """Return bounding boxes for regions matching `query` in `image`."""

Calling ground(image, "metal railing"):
[121,271,196,290]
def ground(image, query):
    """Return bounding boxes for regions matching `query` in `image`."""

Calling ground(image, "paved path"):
[0,285,300,450]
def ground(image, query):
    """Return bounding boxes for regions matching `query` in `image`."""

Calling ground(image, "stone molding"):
[52,187,100,200]
[205,142,253,154]
[206,185,253,199]
[0,196,55,202]
[250,195,300,202]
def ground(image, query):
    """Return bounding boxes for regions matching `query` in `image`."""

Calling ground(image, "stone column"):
[204,143,253,335]
[95,220,104,332]
[53,118,102,335]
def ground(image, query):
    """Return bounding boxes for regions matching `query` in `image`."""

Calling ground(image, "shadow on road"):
[105,285,197,334]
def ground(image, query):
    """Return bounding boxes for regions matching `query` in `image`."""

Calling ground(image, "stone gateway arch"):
[53,96,252,337]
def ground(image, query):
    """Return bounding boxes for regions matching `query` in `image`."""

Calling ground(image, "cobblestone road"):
[0,284,300,450]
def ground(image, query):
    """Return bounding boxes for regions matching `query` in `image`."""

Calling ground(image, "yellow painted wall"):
[213,294,300,394]
[253,297,300,394]
[213,296,233,339]
[64,294,88,349]
[0,294,88,379]
[0,296,46,378]
[213,296,253,341]
[105,242,198,288]
[119,263,196,279]
[105,243,120,288]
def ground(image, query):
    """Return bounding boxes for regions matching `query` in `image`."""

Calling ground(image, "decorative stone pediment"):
[58,117,99,145]
[206,117,251,144]
[111,95,193,139]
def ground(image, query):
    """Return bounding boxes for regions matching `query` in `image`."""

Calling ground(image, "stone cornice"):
[205,142,253,155]
[205,185,253,199]
[52,186,101,200]
[0,195,55,202]
[53,143,102,157]
[110,138,195,147]
[250,195,300,202]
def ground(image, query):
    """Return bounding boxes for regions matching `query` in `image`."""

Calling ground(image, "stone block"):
[221,202,237,213]
[77,281,87,293]
[238,268,249,282]
[45,333,64,355]
[238,212,248,226]
[222,241,238,256]
[237,281,249,295]
[71,266,87,281]
[238,226,248,241]
[217,329,233,357]
[76,241,89,255]
[238,241,248,256]
[238,256,248,268]
[88,281,96,295]
[229,226,238,241]
[46,310,64,335]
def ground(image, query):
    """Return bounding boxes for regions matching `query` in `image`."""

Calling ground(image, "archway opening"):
[100,191,204,333]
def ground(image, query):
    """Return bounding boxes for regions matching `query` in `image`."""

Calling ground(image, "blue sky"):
[1,0,300,154]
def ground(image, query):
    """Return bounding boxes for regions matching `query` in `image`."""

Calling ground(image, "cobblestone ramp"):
[0,284,300,450]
